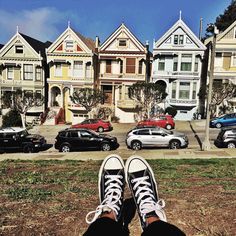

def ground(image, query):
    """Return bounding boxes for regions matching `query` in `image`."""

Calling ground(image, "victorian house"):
[46,24,97,124]
[152,14,206,120]
[98,23,151,123]
[0,29,50,120]
[204,20,236,113]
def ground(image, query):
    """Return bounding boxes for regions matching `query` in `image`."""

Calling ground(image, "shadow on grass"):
[189,121,203,150]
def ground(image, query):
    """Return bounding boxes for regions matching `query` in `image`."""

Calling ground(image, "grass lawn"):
[0,158,235,236]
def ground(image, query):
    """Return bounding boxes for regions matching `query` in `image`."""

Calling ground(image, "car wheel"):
[165,124,172,130]
[216,123,222,128]
[98,126,104,133]
[227,142,236,148]
[60,144,71,152]
[23,145,34,153]
[131,141,142,150]
[169,140,181,149]
[101,143,111,151]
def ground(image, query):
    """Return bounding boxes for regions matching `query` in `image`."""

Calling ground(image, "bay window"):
[181,54,192,71]
[179,82,190,99]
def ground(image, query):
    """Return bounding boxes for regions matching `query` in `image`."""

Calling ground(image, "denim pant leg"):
[141,220,186,236]
[83,217,126,236]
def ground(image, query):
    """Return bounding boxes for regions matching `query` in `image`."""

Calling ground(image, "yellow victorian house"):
[46,24,97,124]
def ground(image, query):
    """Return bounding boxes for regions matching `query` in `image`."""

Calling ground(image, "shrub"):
[165,106,177,118]
[2,109,22,127]
[111,116,120,123]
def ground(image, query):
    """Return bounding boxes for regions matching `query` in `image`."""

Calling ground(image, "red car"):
[137,115,175,130]
[71,119,113,132]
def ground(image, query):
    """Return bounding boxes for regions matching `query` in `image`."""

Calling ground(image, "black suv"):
[0,127,46,153]
[214,127,236,148]
[55,128,119,152]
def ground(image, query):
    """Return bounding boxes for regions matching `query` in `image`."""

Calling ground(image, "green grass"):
[0,158,235,201]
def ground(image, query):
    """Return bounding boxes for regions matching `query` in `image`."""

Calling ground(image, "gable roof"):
[47,26,95,54]
[154,18,206,50]
[20,33,51,58]
[216,20,236,41]
[99,23,146,53]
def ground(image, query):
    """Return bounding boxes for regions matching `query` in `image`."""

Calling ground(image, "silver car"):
[126,127,188,150]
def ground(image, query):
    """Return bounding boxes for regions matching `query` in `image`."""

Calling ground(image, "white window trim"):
[54,64,62,77]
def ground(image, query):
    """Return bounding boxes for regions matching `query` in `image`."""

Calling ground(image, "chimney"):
[95,36,100,48]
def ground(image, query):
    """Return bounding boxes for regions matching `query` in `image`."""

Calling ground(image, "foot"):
[86,154,125,224]
[125,155,167,230]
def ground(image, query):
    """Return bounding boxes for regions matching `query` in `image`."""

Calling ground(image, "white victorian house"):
[152,15,206,120]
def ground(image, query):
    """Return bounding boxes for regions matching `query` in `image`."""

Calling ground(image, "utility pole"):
[202,25,219,151]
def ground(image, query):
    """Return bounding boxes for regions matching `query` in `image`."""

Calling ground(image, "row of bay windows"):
[3,65,42,81]
[104,58,144,75]
[156,54,200,72]
[54,61,91,78]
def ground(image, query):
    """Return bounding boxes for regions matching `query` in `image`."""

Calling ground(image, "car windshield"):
[159,127,173,134]
[88,129,99,136]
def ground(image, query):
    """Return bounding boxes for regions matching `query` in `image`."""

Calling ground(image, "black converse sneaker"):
[125,155,167,230]
[86,154,125,224]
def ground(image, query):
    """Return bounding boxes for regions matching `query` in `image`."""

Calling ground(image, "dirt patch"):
[0,159,235,236]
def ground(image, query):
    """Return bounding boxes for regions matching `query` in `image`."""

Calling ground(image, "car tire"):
[98,126,104,133]
[131,140,142,150]
[215,123,222,128]
[60,144,71,153]
[165,124,172,130]
[169,140,181,149]
[23,145,34,153]
[101,143,111,151]
[227,142,236,148]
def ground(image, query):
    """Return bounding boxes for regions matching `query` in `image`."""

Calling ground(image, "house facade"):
[152,16,206,120]
[0,29,50,120]
[98,23,151,123]
[46,25,97,124]
[204,20,236,113]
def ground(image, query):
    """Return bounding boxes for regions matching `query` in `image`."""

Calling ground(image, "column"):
[177,53,181,72]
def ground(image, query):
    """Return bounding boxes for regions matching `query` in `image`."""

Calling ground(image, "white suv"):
[126,127,188,150]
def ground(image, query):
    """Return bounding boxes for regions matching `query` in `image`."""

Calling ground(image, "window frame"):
[23,64,33,80]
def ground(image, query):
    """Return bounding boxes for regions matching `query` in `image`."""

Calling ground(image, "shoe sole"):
[98,154,125,202]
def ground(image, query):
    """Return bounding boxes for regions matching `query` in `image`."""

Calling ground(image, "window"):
[15,45,23,54]
[216,52,222,57]
[233,53,236,66]
[70,131,79,138]
[192,82,197,99]
[173,56,178,71]
[172,81,176,99]
[181,54,192,71]
[36,67,41,81]
[174,35,184,45]
[119,86,122,100]
[125,86,130,99]
[234,27,236,39]
[119,40,127,47]
[106,60,112,73]
[55,64,62,77]
[194,56,199,72]
[7,67,14,80]
[66,41,73,50]
[74,61,83,77]
[138,61,143,74]
[126,58,136,73]
[179,82,190,99]
[80,130,92,138]
[137,129,150,135]
[120,60,123,74]
[24,64,33,80]
[85,62,91,78]
[158,57,165,71]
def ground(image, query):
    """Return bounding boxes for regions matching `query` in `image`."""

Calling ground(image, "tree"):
[128,82,167,119]
[206,1,236,37]
[2,89,44,128]
[70,88,107,118]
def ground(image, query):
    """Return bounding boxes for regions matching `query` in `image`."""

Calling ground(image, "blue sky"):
[0,0,232,47]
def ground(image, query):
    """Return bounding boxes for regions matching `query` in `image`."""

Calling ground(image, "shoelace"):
[131,176,166,223]
[86,174,123,224]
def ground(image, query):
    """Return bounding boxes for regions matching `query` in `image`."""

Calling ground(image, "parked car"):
[210,113,236,128]
[0,127,46,153]
[55,128,119,152]
[214,127,236,148]
[137,115,175,130]
[71,119,113,132]
[126,127,188,150]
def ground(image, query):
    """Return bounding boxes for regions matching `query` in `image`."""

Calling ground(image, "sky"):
[0,0,232,48]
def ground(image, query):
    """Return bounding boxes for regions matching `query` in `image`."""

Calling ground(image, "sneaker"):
[86,154,125,224]
[125,155,167,230]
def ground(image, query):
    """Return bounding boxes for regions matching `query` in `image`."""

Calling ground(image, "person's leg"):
[83,154,126,236]
[125,155,186,236]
